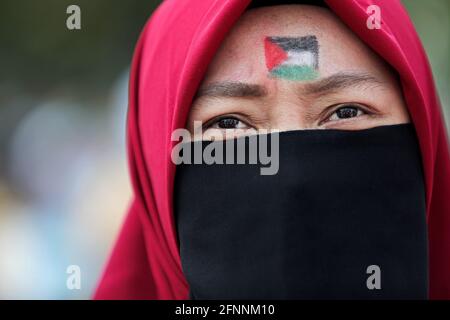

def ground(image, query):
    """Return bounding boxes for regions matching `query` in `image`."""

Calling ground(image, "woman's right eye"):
[209,117,249,130]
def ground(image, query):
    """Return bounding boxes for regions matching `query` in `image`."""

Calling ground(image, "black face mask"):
[174,124,428,299]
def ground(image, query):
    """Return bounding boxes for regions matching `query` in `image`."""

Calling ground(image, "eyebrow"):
[303,72,382,94]
[194,72,383,99]
[195,81,268,98]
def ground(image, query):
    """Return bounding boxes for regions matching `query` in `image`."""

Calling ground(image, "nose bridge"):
[266,79,310,131]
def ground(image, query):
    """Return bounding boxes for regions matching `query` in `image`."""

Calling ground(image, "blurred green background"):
[0,0,448,299]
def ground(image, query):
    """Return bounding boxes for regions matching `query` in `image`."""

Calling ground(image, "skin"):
[187,5,410,140]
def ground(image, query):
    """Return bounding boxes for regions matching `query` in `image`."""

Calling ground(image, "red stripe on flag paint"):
[264,37,288,71]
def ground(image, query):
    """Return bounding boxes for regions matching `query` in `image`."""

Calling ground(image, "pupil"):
[337,107,358,119]
[218,118,239,129]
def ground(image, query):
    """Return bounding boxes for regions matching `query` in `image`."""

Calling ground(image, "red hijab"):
[94,0,450,299]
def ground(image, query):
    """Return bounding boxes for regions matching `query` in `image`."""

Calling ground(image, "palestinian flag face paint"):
[264,35,319,81]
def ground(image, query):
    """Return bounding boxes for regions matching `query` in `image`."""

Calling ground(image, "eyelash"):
[203,103,373,130]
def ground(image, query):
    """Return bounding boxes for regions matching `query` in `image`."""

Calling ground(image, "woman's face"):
[187,5,410,140]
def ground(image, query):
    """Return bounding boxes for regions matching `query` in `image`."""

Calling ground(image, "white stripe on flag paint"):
[284,51,315,67]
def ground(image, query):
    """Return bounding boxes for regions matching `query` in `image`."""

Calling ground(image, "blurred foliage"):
[402,0,450,128]
[0,0,160,173]
[0,0,160,95]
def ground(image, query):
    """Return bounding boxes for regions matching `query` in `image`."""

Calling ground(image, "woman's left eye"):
[327,105,365,122]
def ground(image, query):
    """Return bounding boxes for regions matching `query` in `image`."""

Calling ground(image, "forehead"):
[202,5,388,83]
